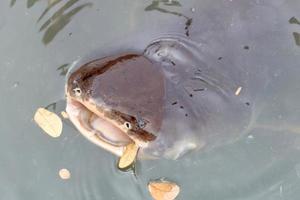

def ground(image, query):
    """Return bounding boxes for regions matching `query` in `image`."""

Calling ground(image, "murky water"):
[1,0,300,199]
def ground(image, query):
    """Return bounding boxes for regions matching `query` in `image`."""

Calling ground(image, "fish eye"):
[124,122,132,130]
[73,87,82,97]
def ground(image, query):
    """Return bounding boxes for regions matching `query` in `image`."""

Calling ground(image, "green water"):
[1,0,300,199]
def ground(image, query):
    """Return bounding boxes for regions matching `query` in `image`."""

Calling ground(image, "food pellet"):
[235,86,242,96]
[59,168,71,180]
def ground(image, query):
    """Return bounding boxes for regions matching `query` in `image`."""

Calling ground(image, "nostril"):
[73,87,82,97]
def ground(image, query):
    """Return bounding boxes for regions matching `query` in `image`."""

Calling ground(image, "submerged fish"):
[66,37,253,159]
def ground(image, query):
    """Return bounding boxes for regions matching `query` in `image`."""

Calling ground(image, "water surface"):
[1,0,300,199]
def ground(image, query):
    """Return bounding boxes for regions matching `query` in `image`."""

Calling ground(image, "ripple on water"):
[142,36,252,159]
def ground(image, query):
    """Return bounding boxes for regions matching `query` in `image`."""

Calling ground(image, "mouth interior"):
[67,98,132,147]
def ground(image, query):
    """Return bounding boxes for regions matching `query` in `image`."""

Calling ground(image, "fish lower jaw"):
[66,98,133,157]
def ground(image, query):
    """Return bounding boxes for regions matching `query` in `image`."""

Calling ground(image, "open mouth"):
[66,97,132,157]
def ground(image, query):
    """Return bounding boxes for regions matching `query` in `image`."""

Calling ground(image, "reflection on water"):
[289,16,300,25]
[45,102,57,111]
[145,0,182,16]
[293,32,300,46]
[28,0,39,8]
[10,0,16,7]
[57,63,70,76]
[145,0,192,36]
[10,0,92,45]
[289,16,300,46]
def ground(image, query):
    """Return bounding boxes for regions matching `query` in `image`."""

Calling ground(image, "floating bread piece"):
[118,143,139,170]
[148,180,180,200]
[59,168,71,180]
[34,108,62,138]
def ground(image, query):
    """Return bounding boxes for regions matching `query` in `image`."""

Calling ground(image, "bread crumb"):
[34,108,62,138]
[148,180,180,200]
[235,86,242,96]
[59,168,71,180]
